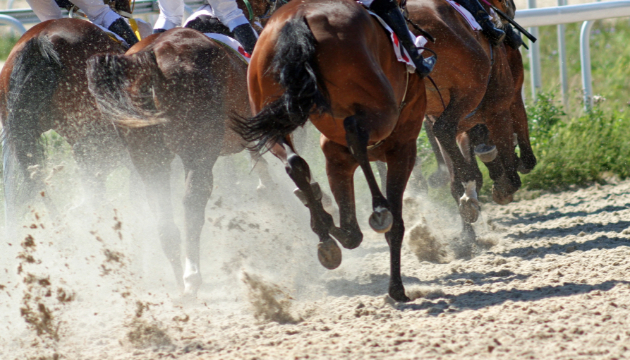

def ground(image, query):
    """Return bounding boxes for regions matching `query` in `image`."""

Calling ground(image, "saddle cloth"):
[185,5,251,64]
[204,33,251,64]
[443,0,482,31]
[366,10,427,74]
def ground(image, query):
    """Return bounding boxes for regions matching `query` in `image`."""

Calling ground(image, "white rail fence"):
[516,0,630,110]
[0,0,628,111]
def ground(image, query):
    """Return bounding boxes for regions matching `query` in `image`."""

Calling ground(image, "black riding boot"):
[232,23,258,54]
[108,18,139,47]
[503,24,523,49]
[369,0,435,78]
[455,0,505,45]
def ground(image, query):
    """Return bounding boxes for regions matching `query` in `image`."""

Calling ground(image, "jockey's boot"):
[503,24,523,49]
[369,0,435,78]
[108,18,139,47]
[232,23,258,55]
[455,0,505,45]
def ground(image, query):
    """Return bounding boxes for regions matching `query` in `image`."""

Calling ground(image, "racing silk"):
[155,0,250,31]
[26,0,121,28]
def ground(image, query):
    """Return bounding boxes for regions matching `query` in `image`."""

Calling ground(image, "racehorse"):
[236,0,428,302]
[86,27,275,297]
[0,18,130,232]
[406,0,535,241]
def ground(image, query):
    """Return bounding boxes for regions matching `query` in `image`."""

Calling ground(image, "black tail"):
[233,16,330,153]
[86,51,167,128]
[2,35,62,208]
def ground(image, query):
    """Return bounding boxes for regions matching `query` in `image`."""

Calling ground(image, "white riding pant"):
[155,0,249,31]
[26,0,121,28]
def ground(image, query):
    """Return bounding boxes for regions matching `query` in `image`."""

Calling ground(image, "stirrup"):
[416,55,436,78]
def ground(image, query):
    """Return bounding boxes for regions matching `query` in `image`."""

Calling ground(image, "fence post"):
[580,20,594,111]
[557,0,569,110]
[527,0,542,101]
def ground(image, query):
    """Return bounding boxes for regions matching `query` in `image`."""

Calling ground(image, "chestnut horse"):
[86,28,275,296]
[236,0,427,302]
[0,19,129,232]
[406,0,535,241]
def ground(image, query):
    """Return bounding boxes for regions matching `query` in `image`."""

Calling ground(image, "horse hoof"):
[318,238,342,270]
[388,286,410,302]
[474,144,497,163]
[369,207,393,233]
[492,188,514,205]
[329,226,363,249]
[459,198,480,223]
[183,259,202,298]
[517,162,532,174]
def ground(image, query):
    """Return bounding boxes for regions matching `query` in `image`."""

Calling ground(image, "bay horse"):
[86,27,274,297]
[236,0,427,302]
[406,0,536,241]
[1,18,130,233]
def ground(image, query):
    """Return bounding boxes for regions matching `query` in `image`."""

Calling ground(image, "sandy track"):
[2,167,630,359]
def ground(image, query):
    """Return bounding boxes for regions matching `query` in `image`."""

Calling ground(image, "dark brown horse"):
[86,27,275,297]
[236,0,427,302]
[406,0,535,241]
[1,19,129,232]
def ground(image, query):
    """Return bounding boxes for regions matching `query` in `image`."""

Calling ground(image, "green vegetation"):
[0,34,18,60]
[521,92,630,190]
[522,18,630,115]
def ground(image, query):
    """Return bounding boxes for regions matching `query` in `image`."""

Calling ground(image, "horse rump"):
[86,51,167,128]
[233,16,330,153]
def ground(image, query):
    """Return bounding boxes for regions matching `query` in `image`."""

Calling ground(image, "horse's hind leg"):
[125,128,183,291]
[343,116,392,233]
[179,149,219,298]
[271,137,341,270]
[321,138,363,250]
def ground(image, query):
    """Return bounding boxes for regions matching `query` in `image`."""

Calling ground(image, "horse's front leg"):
[424,117,450,188]
[270,138,342,270]
[343,116,393,233]
[321,137,363,250]
[385,141,416,302]
[486,110,521,205]
[433,105,484,224]
[179,149,219,298]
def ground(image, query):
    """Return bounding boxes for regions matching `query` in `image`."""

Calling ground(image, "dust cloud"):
[1,127,508,359]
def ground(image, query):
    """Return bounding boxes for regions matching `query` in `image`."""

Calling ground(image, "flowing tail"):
[2,35,62,224]
[86,51,167,128]
[233,16,330,153]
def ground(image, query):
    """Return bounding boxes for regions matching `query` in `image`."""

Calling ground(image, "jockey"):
[153,0,258,54]
[360,0,434,77]
[453,0,505,45]
[26,0,139,46]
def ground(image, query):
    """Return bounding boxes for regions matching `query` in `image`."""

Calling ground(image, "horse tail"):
[2,35,62,215]
[86,51,167,128]
[234,16,330,153]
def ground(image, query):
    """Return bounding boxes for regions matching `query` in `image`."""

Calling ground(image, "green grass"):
[0,35,18,60]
